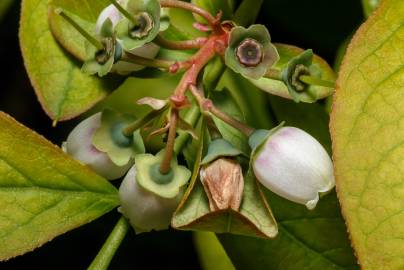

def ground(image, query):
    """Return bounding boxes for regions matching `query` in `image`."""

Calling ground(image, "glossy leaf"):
[0,112,119,261]
[249,43,336,103]
[331,0,404,268]
[20,0,114,121]
[219,97,357,268]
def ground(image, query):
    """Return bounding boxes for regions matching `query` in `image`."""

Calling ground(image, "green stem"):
[87,216,130,270]
[122,52,176,70]
[123,108,166,137]
[299,75,335,88]
[56,9,103,50]
[190,85,254,137]
[108,0,137,24]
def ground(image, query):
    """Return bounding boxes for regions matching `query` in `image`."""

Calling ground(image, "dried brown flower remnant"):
[200,158,244,211]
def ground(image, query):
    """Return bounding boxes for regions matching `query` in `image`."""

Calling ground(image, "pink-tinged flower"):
[64,113,133,180]
[251,127,335,210]
[118,165,182,233]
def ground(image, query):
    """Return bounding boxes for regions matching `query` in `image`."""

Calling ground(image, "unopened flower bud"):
[250,127,335,210]
[64,113,133,180]
[119,165,182,233]
[200,158,244,211]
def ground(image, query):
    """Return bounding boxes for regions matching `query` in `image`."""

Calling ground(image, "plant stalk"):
[87,216,130,270]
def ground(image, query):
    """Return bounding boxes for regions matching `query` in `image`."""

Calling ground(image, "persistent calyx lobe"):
[225,24,279,79]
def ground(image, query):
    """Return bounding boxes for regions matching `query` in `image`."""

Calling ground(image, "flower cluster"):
[57,0,336,235]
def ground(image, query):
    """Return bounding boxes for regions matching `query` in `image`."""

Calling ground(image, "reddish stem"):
[159,109,179,174]
[154,34,207,50]
[160,0,221,31]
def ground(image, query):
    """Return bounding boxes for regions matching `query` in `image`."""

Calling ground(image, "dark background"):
[0,0,363,269]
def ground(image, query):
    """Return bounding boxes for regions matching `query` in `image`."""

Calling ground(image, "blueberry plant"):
[2,0,404,269]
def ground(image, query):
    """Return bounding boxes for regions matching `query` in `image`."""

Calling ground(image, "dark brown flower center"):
[291,64,310,92]
[236,38,263,67]
[129,12,154,39]
[95,38,114,64]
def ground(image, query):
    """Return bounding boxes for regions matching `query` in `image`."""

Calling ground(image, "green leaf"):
[249,43,336,103]
[172,127,278,239]
[0,112,119,261]
[20,0,115,121]
[191,0,235,23]
[193,232,235,270]
[331,0,404,268]
[210,89,250,156]
[219,69,274,129]
[362,0,380,17]
[219,97,357,268]
[48,0,109,61]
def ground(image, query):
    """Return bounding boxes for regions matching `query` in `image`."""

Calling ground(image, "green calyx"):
[93,109,145,166]
[225,24,279,80]
[248,122,285,159]
[116,0,161,51]
[82,19,121,77]
[248,44,335,103]
[201,139,244,165]
[281,49,319,102]
[135,151,191,198]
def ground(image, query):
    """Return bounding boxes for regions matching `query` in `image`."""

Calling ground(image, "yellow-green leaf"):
[20,0,114,121]
[0,112,119,261]
[331,0,404,268]
[48,0,109,61]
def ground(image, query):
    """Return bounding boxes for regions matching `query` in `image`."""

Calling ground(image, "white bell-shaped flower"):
[65,113,133,180]
[112,42,160,75]
[119,165,182,233]
[95,3,125,34]
[252,127,335,210]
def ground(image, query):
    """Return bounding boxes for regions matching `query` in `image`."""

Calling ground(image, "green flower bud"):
[225,24,279,79]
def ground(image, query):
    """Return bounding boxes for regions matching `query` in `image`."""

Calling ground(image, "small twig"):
[154,34,207,50]
[159,109,179,174]
[189,85,255,136]
[121,52,176,70]
[87,216,130,270]
[159,0,220,30]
